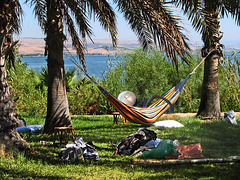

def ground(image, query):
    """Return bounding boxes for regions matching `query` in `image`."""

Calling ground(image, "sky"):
[17,1,240,48]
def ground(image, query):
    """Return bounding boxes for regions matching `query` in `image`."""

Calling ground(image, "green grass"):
[1,115,240,179]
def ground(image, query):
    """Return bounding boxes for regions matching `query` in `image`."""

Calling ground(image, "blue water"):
[21,55,112,79]
[21,53,240,80]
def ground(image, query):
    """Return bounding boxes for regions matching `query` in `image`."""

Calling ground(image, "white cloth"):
[153,120,184,128]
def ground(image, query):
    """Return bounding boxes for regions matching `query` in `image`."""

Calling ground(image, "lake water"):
[21,52,240,80]
[21,55,113,79]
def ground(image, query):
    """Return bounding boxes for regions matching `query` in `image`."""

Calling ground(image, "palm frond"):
[64,0,118,71]
[115,0,191,67]
[26,0,47,30]
[221,0,240,26]
[62,2,87,71]
[0,0,23,34]
[114,0,155,50]
[12,0,23,34]
[172,0,206,35]
[173,0,240,41]
[4,35,19,69]
[64,0,93,40]
[86,0,118,47]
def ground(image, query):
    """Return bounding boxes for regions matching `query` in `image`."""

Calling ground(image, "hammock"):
[97,75,190,125]
[69,49,214,125]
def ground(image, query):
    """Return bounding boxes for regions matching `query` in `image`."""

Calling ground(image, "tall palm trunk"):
[43,0,72,134]
[0,0,30,154]
[197,7,222,119]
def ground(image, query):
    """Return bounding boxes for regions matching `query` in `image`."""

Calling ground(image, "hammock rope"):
[189,48,216,75]
[67,48,214,125]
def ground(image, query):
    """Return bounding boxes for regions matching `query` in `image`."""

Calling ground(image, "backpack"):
[117,128,157,155]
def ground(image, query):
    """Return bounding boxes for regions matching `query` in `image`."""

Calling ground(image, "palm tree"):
[0,0,30,154]
[27,0,118,133]
[172,0,240,119]
[27,0,191,133]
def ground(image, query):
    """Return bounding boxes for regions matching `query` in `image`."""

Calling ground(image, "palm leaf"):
[86,0,118,47]
[62,1,89,71]
[114,0,153,50]
[26,0,47,29]
[115,0,191,68]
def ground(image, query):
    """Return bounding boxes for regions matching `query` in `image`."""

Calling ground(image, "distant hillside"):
[17,38,140,56]
[17,38,239,56]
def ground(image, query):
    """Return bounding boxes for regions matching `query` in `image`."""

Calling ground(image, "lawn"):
[1,115,240,179]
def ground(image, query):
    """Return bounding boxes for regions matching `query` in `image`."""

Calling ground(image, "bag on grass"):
[142,139,178,159]
[223,110,237,125]
[117,128,157,155]
[59,136,100,162]
[176,143,202,159]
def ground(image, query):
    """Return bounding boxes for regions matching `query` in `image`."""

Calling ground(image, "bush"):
[7,56,47,117]
[219,51,240,112]
[68,77,111,115]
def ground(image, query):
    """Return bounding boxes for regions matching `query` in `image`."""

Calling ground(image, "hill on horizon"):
[17,38,140,56]
[17,37,239,56]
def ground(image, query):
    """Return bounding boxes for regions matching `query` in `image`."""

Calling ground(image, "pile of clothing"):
[115,128,202,160]
[59,136,99,162]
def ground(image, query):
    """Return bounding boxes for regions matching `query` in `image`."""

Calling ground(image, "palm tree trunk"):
[43,0,72,134]
[0,1,30,154]
[197,51,221,119]
[197,7,222,119]
[0,33,30,154]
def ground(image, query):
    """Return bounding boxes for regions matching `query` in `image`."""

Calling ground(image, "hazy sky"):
[18,1,240,48]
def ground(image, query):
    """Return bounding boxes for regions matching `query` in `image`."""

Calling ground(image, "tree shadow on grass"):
[0,166,66,179]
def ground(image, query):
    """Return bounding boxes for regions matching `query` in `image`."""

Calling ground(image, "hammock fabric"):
[97,75,191,125]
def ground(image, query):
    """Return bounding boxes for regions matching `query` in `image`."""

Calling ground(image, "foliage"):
[36,66,78,93]
[35,66,48,94]
[7,56,47,117]
[67,77,109,115]
[219,51,240,112]
[1,116,240,179]
[65,68,78,92]
[175,50,204,113]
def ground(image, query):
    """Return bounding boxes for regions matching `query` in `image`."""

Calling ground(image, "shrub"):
[219,51,240,112]
[7,56,47,117]
[68,77,111,115]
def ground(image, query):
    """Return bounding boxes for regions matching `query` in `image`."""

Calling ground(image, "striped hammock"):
[97,75,191,125]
